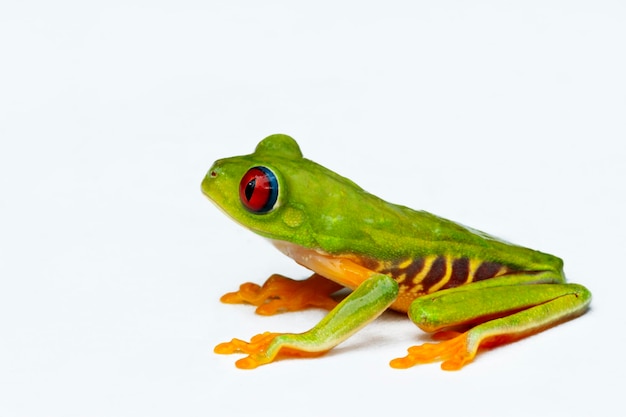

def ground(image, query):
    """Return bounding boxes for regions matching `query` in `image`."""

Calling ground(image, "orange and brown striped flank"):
[351,255,513,312]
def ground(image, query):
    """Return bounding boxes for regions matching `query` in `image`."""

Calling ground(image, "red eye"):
[239,167,279,213]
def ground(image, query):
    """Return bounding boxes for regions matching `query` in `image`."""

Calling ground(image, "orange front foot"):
[215,332,281,369]
[390,331,476,371]
[215,332,324,369]
[220,273,342,315]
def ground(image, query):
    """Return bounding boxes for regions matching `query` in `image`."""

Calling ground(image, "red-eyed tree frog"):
[202,134,591,370]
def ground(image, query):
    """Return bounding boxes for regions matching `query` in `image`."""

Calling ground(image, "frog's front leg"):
[216,274,398,368]
[220,273,343,315]
[390,272,591,370]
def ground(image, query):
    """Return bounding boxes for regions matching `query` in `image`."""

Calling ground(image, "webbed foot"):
[215,332,325,369]
[220,273,342,315]
[390,331,475,371]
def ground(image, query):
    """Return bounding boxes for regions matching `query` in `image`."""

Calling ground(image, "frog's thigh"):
[393,282,590,370]
[409,280,591,333]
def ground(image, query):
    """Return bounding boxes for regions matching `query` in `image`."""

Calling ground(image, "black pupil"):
[244,178,256,201]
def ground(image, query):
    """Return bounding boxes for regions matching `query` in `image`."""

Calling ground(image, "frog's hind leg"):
[220,273,343,315]
[391,274,591,370]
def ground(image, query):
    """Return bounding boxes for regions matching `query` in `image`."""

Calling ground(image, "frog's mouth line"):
[202,190,279,241]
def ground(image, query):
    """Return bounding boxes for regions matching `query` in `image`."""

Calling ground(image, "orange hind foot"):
[390,331,476,371]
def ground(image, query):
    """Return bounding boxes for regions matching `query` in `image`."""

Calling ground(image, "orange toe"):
[390,332,473,371]
[220,274,342,315]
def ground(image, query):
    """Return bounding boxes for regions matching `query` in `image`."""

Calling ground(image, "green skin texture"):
[202,134,591,369]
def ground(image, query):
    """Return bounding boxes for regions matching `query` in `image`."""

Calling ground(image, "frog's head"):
[201,134,370,250]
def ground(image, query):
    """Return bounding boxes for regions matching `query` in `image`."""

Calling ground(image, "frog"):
[201,134,591,370]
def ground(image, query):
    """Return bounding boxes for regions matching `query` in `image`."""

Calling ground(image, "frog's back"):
[264,148,563,279]
[330,199,565,311]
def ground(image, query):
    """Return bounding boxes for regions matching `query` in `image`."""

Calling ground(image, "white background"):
[1,1,625,416]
